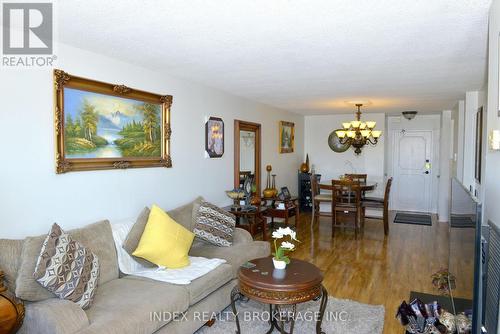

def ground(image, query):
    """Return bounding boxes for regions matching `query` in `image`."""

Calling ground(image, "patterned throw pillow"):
[33,223,100,309]
[193,202,236,247]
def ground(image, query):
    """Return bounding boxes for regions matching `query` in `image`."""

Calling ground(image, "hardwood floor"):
[263,211,453,334]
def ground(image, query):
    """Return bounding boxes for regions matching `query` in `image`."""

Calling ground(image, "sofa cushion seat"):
[182,263,233,305]
[80,278,189,334]
[19,298,90,334]
[189,240,270,278]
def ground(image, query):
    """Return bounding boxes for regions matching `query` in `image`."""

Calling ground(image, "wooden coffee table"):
[230,257,328,334]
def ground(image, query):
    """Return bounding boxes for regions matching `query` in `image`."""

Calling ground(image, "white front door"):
[392,130,433,212]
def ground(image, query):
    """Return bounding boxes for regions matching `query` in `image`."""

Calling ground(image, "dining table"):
[319,181,378,192]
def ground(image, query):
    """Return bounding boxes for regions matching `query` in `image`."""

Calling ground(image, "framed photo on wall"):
[205,117,224,158]
[475,106,483,183]
[279,121,295,153]
[54,69,173,173]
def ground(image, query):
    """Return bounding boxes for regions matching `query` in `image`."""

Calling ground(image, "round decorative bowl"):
[225,190,245,200]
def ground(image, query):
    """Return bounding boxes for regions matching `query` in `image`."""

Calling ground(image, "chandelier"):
[336,104,382,155]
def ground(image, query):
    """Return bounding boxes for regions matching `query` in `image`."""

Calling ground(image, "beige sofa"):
[0,199,270,334]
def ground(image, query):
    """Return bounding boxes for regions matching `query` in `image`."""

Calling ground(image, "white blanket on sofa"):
[111,220,226,285]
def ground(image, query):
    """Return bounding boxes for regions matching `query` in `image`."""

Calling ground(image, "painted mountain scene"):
[63,88,162,159]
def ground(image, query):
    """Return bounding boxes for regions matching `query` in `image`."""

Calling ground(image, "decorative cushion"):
[132,205,195,268]
[16,220,116,302]
[122,197,204,268]
[33,223,99,309]
[122,207,155,268]
[193,201,236,247]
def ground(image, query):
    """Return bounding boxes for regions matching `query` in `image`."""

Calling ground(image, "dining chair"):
[331,179,362,238]
[310,173,332,225]
[362,177,393,235]
[345,173,367,198]
[345,173,367,184]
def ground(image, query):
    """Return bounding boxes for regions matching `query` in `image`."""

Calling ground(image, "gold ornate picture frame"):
[54,69,172,173]
[279,121,295,153]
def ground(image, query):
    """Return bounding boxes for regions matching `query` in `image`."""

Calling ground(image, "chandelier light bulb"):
[360,130,371,138]
[342,122,351,129]
[336,130,347,138]
[366,121,376,129]
[372,130,382,138]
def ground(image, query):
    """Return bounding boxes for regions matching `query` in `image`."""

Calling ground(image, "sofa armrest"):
[19,298,89,334]
[233,228,253,245]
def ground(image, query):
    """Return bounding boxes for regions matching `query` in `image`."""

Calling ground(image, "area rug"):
[196,297,384,334]
[394,213,432,226]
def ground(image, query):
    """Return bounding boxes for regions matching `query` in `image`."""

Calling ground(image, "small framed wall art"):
[205,117,224,158]
[54,69,173,173]
[279,121,295,153]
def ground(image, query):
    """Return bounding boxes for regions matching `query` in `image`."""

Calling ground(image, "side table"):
[262,196,300,230]
[223,205,268,241]
[0,270,24,334]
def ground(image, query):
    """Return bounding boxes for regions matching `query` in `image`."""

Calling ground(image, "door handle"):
[424,171,429,174]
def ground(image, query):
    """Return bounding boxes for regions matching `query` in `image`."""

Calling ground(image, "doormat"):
[394,213,432,226]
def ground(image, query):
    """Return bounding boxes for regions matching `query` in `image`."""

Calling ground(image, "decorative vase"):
[0,271,25,334]
[271,174,278,197]
[300,154,310,173]
[263,165,275,198]
[272,258,287,270]
[250,196,261,206]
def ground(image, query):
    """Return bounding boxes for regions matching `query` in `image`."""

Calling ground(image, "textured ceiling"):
[58,0,491,115]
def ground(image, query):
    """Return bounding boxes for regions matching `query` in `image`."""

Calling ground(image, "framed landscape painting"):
[279,121,295,153]
[54,70,172,173]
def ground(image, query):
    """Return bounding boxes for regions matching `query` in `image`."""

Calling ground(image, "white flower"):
[272,231,284,239]
[281,227,293,236]
[281,241,295,250]
[289,230,298,241]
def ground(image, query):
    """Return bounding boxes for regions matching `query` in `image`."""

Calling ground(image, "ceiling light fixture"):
[402,111,418,120]
[336,104,381,155]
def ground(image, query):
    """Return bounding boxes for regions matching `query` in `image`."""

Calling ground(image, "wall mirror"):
[234,120,261,195]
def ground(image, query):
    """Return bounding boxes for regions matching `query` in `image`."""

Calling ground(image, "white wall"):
[463,91,480,193]
[438,110,452,222]
[457,89,488,203]
[304,113,385,198]
[0,43,304,239]
[456,100,465,182]
[485,0,500,231]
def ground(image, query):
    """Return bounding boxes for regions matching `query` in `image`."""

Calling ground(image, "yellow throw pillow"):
[132,204,195,268]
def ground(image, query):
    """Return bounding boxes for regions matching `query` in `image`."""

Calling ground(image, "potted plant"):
[272,227,299,269]
[431,268,456,295]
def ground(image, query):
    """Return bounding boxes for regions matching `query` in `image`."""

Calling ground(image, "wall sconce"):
[489,130,500,151]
